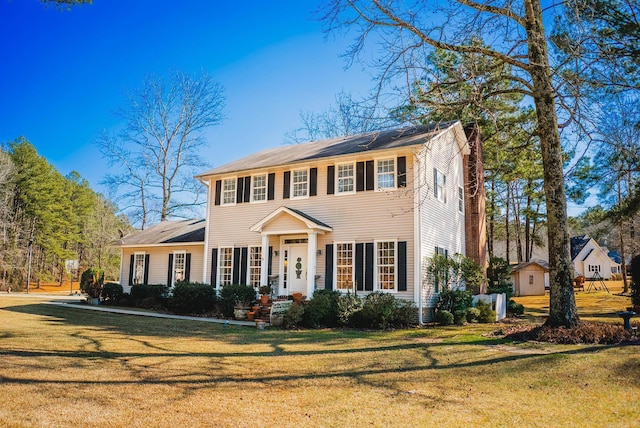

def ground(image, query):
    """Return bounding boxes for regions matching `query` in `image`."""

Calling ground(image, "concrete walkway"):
[3,292,261,327]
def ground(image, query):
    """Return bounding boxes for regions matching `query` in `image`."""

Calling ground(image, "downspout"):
[198,177,211,284]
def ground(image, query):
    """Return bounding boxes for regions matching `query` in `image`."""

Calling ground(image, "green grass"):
[0,295,638,427]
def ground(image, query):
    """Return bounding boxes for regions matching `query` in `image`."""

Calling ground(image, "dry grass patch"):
[0,295,638,427]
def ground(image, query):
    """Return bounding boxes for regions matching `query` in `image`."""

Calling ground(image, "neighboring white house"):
[570,235,617,280]
[115,219,206,291]
[511,259,549,296]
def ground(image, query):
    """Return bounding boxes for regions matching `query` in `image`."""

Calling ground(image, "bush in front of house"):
[475,300,496,323]
[80,268,105,298]
[436,289,473,314]
[101,282,123,305]
[507,299,525,316]
[336,292,363,326]
[130,284,169,308]
[302,289,341,328]
[283,302,305,329]
[465,307,481,323]
[169,281,217,315]
[351,292,417,329]
[218,284,257,317]
[434,309,454,326]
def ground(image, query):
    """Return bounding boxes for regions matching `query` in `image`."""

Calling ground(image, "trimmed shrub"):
[80,268,105,298]
[359,292,399,329]
[466,307,480,323]
[336,292,363,326]
[453,309,467,325]
[394,300,418,327]
[283,302,305,329]
[476,300,496,323]
[169,282,217,315]
[507,299,525,316]
[302,289,341,328]
[436,289,473,313]
[130,284,169,307]
[435,310,454,326]
[218,284,257,317]
[101,282,123,305]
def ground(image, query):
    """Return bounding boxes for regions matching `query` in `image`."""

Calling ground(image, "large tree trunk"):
[525,0,579,327]
[488,177,495,260]
[505,183,511,264]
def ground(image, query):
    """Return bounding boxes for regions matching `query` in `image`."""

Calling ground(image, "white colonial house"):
[193,121,487,321]
[570,234,618,280]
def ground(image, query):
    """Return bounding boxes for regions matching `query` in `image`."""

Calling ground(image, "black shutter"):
[167,254,174,286]
[214,180,221,205]
[356,161,365,192]
[185,253,191,282]
[129,254,134,286]
[283,171,291,199]
[398,241,407,291]
[355,243,364,291]
[143,254,150,285]
[240,247,248,285]
[267,173,275,200]
[244,176,251,202]
[211,248,218,286]
[365,160,374,191]
[325,244,334,290]
[309,167,317,196]
[397,156,407,188]
[236,177,244,204]
[232,247,241,284]
[268,246,273,276]
[365,243,374,291]
[327,165,335,195]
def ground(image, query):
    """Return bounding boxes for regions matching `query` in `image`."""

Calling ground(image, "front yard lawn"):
[0,295,638,427]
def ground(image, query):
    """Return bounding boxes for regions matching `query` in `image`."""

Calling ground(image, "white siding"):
[121,245,204,287]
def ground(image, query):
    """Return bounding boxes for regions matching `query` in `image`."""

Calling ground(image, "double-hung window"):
[336,163,355,194]
[434,168,446,202]
[249,247,262,287]
[219,247,233,286]
[172,251,186,286]
[222,178,236,205]
[458,185,464,213]
[133,252,145,285]
[292,169,308,199]
[376,158,396,190]
[376,241,396,291]
[252,174,267,203]
[335,242,354,291]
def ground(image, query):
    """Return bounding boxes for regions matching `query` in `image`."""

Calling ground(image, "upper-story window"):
[337,163,355,194]
[458,185,464,213]
[222,178,236,205]
[292,169,309,199]
[434,168,446,202]
[376,158,396,190]
[251,174,267,203]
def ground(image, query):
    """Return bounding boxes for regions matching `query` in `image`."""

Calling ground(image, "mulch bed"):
[492,321,636,345]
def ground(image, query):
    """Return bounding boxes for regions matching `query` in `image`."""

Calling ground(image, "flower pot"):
[247,311,255,321]
[260,294,269,305]
[88,297,100,306]
[233,307,249,320]
[292,292,303,304]
[252,305,260,313]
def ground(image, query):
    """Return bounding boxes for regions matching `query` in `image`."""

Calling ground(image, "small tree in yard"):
[80,268,104,299]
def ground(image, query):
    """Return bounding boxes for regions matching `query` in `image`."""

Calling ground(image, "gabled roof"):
[250,206,332,233]
[511,259,550,273]
[570,235,590,261]
[608,250,622,264]
[115,219,205,247]
[196,121,465,177]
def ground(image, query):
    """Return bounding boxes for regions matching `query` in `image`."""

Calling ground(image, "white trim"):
[290,167,310,200]
[171,250,187,287]
[221,177,237,206]
[334,241,356,292]
[374,156,397,191]
[250,173,268,204]
[335,162,356,196]
[374,239,398,292]
[434,167,446,203]
[132,251,146,286]
[218,246,234,287]
[250,206,332,233]
[248,246,263,287]
[458,185,464,214]
[203,179,211,284]
[413,149,423,323]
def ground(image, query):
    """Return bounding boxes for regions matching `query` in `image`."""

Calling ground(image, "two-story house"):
[190,121,486,320]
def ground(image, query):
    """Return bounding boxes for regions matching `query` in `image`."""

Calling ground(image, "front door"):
[284,244,307,295]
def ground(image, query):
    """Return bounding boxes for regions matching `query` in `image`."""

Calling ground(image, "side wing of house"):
[120,244,205,291]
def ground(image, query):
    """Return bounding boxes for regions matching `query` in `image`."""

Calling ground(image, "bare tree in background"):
[321,0,584,327]
[97,71,225,229]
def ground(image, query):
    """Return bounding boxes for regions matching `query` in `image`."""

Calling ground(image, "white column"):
[261,234,269,286]
[307,232,317,298]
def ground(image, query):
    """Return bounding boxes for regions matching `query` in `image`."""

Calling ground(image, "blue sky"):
[0,0,372,193]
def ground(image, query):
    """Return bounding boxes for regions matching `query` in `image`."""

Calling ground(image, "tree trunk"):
[525,0,579,327]
[505,183,511,265]
[618,177,629,293]
[525,180,532,262]
[488,176,495,260]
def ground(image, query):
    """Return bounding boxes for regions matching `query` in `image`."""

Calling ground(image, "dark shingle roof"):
[286,207,331,229]
[511,259,550,273]
[196,122,460,177]
[116,219,205,246]
[570,235,590,261]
